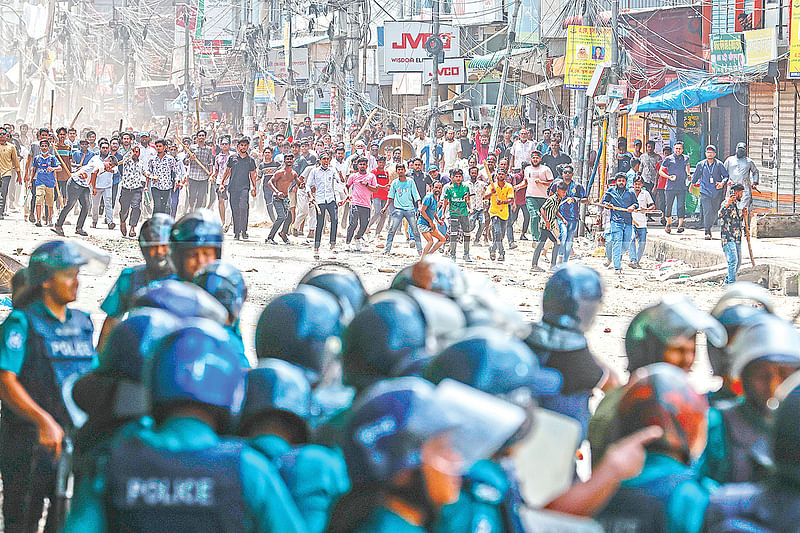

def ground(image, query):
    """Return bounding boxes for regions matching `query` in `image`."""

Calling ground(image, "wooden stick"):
[163,118,171,139]
[50,151,67,206]
[69,107,83,129]
[118,119,123,136]
[744,209,755,267]
[174,126,211,175]
[589,201,662,215]
[351,108,378,146]
[49,90,54,131]
[195,99,201,129]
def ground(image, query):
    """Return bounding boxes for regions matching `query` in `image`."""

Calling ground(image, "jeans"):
[314,200,338,249]
[151,188,171,215]
[700,194,722,234]
[268,197,291,240]
[230,188,250,236]
[723,241,742,284]
[448,214,471,256]
[367,198,388,234]
[630,226,647,263]
[187,179,208,212]
[0,175,10,215]
[170,187,181,218]
[489,216,507,256]
[91,186,113,224]
[111,181,119,212]
[56,179,90,229]
[507,203,529,242]
[609,220,632,270]
[119,187,143,227]
[664,189,686,220]
[559,219,579,261]
[469,209,486,240]
[526,197,546,240]
[532,227,560,267]
[347,205,371,243]
[386,208,422,254]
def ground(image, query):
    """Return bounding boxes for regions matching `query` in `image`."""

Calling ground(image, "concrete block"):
[752,213,800,238]
[782,271,800,296]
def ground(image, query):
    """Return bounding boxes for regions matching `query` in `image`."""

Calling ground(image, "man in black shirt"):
[219,138,257,241]
[409,157,431,199]
[615,136,633,174]
[458,127,473,161]
[541,140,572,177]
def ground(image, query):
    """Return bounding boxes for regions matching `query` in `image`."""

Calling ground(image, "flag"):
[285,121,293,143]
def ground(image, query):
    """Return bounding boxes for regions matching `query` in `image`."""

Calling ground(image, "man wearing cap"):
[724,142,760,224]
[692,144,729,239]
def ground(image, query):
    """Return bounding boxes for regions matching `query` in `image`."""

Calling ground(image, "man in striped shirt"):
[531,181,568,272]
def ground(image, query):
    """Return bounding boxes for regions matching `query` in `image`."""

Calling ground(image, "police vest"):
[120,265,151,314]
[704,480,800,533]
[106,436,247,533]
[597,469,695,533]
[720,403,770,484]
[0,307,94,436]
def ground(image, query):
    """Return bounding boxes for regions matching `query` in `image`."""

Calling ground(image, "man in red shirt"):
[366,155,391,237]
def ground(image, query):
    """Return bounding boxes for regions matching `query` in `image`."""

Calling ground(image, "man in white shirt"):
[630,176,655,268]
[441,128,462,173]
[510,128,535,171]
[412,126,429,157]
[91,140,117,229]
[306,151,343,258]
[331,146,351,235]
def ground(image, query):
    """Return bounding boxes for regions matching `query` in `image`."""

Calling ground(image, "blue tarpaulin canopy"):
[626,78,740,113]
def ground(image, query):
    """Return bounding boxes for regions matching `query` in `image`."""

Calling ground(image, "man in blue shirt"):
[659,141,691,233]
[32,139,60,227]
[601,172,639,273]
[382,164,423,255]
[691,144,729,239]
[548,164,587,263]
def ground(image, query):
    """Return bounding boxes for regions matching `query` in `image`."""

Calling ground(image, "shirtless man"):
[266,153,297,244]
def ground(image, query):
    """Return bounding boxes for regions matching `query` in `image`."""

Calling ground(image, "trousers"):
[347,205,371,243]
[314,200,338,249]
[91,186,113,224]
[118,187,143,227]
[526,197,546,240]
[151,188,171,215]
[700,194,722,234]
[230,188,250,236]
[268,197,291,240]
[532,227,560,266]
[386,208,422,254]
[187,179,208,212]
[489,216,508,255]
[56,180,90,229]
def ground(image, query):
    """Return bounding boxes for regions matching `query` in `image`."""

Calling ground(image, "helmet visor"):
[711,281,775,317]
[70,240,111,276]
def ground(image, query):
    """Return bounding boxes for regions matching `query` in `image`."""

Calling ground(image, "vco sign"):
[383,21,460,73]
[423,58,467,85]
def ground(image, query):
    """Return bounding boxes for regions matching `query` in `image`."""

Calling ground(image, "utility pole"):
[182,4,191,135]
[345,0,360,144]
[121,0,130,122]
[606,0,620,181]
[285,1,296,128]
[427,0,440,164]
[335,7,347,141]
[488,0,522,154]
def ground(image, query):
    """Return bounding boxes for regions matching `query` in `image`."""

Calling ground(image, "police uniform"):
[101,264,175,318]
[0,300,96,531]
[62,417,308,533]
[437,459,512,533]
[701,401,769,485]
[249,434,350,533]
[226,320,251,369]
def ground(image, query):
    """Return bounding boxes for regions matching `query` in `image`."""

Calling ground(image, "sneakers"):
[520,235,529,241]
[509,242,518,250]
[279,232,290,244]
[75,228,88,236]
[629,261,640,269]
[498,254,505,262]
[677,227,685,233]
[266,238,278,245]
[530,265,545,272]
[108,222,116,230]
[490,250,496,261]
[35,220,42,227]
[704,234,712,240]
[463,254,472,263]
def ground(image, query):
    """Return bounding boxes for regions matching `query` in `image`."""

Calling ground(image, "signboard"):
[383,21,459,73]
[314,89,331,120]
[253,73,275,104]
[413,0,503,25]
[710,33,745,73]
[423,57,467,84]
[392,72,423,95]
[607,82,626,99]
[791,0,800,78]
[744,28,776,67]
[267,49,309,83]
[626,115,645,152]
[564,26,612,90]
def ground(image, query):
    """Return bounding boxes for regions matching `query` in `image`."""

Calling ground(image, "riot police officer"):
[131,278,229,323]
[169,209,223,281]
[193,260,250,367]
[0,240,105,532]
[62,322,307,533]
[98,213,175,347]
[298,263,368,322]
[238,360,350,533]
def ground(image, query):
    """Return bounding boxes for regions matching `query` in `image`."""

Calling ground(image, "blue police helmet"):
[423,327,562,397]
[542,264,603,333]
[255,285,344,386]
[771,379,800,483]
[707,305,769,377]
[342,377,458,484]
[298,263,368,322]
[28,240,92,286]
[239,359,313,443]
[341,291,429,392]
[132,279,229,325]
[193,260,248,321]
[97,307,183,383]
[169,209,223,279]
[139,213,174,249]
[148,320,245,427]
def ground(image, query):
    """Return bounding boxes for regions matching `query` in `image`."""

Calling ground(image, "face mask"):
[736,148,746,158]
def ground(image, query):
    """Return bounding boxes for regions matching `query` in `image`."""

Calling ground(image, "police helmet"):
[343,377,526,485]
[390,265,416,292]
[728,314,800,380]
[542,264,603,333]
[625,294,727,372]
[169,209,223,280]
[139,214,174,277]
[132,279,229,324]
[408,255,467,299]
[255,285,343,386]
[193,261,248,321]
[617,363,709,464]
[239,360,313,443]
[148,321,245,428]
[298,263,367,322]
[28,239,110,286]
[770,378,800,482]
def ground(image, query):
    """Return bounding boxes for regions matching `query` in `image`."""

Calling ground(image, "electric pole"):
[488,0,521,154]
[606,0,620,181]
[183,4,190,135]
[285,1,296,127]
[427,0,440,164]
[122,0,130,122]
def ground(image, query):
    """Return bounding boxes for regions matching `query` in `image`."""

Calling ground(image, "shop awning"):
[627,78,739,113]
[518,77,563,95]
[468,47,534,70]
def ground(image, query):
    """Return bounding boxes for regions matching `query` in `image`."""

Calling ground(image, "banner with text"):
[564,26,612,90]
[790,0,800,78]
[383,21,460,74]
[710,33,744,74]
